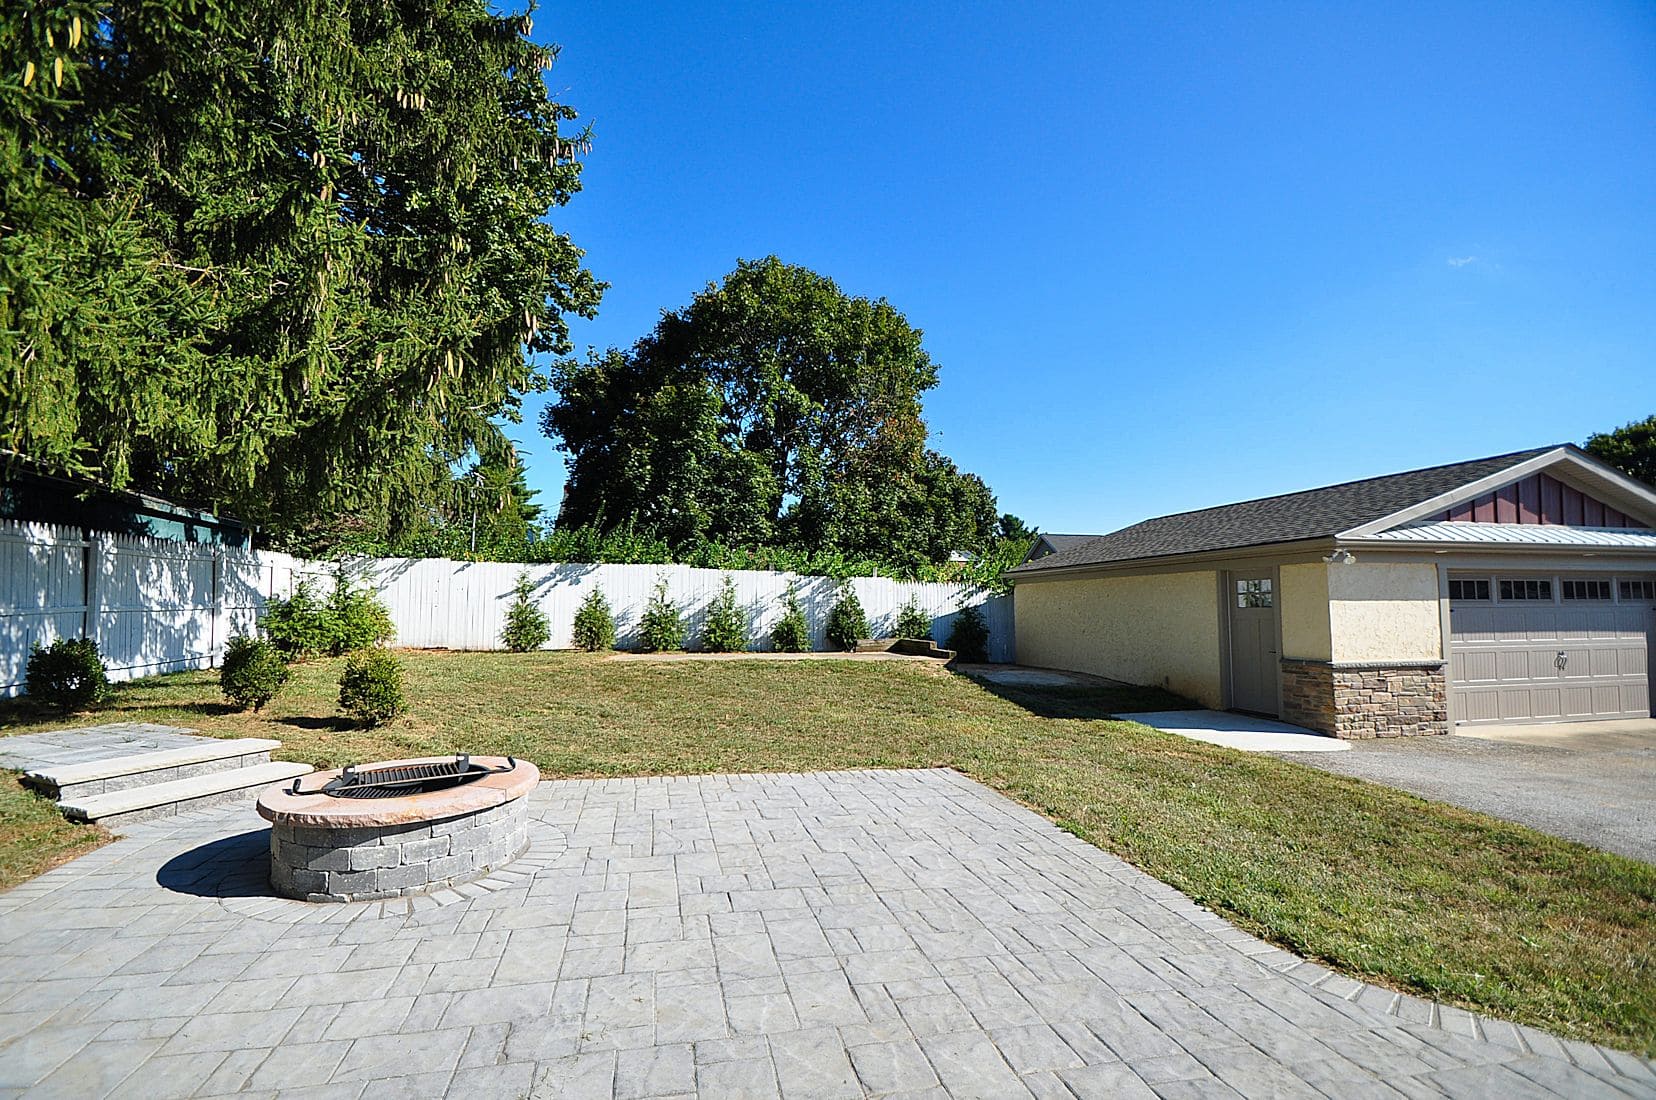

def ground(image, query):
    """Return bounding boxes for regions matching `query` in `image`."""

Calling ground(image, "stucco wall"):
[1328,561,1443,663]
[1279,562,1332,662]
[1013,571,1222,706]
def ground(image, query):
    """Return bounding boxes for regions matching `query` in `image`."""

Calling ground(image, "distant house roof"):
[0,459,251,546]
[1023,533,1102,563]
[1009,446,1580,576]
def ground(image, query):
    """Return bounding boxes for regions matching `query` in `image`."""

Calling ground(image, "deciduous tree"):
[541,258,999,565]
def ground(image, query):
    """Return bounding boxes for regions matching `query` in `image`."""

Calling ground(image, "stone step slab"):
[23,738,284,800]
[58,761,315,828]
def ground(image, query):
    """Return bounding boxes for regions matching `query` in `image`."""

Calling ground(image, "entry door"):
[1229,573,1280,716]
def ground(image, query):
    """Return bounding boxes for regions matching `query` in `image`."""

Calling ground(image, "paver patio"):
[0,768,1650,1098]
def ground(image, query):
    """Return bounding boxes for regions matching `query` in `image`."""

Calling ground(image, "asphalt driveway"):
[1279,720,1656,864]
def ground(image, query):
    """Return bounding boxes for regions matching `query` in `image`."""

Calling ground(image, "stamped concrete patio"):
[1,769,1651,1099]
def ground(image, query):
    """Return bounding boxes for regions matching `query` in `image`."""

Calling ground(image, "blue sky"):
[521,2,1656,536]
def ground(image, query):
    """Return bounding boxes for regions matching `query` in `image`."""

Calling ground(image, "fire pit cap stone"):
[256,755,539,828]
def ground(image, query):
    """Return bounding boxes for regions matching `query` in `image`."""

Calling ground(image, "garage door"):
[1449,574,1654,725]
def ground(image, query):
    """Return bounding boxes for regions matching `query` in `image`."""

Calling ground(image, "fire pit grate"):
[288,754,516,799]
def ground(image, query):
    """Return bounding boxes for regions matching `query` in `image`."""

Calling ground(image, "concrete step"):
[58,761,314,828]
[23,739,284,801]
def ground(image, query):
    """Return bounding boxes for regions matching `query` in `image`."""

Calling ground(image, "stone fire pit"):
[255,754,539,902]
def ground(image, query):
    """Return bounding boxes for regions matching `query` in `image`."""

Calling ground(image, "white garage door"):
[1449,574,1654,726]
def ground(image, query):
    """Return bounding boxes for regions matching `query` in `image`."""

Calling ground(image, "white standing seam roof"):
[1364,522,1656,549]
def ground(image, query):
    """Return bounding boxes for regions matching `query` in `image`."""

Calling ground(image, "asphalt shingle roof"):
[1009,446,1563,575]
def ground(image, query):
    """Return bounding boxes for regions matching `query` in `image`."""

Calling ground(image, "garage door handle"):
[1555,652,1568,672]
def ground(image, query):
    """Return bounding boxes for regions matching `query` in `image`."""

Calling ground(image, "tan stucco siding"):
[1013,571,1223,706]
[1279,562,1332,662]
[1328,561,1443,662]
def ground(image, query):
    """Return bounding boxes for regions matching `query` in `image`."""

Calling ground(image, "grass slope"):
[3,651,1652,1054]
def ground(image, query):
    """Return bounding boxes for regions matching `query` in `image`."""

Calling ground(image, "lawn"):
[3,650,1653,1055]
[0,773,110,891]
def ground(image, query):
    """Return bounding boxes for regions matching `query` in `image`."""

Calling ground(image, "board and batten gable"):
[1012,570,1223,706]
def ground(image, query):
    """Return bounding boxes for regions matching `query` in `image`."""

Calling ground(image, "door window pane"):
[1235,578,1273,608]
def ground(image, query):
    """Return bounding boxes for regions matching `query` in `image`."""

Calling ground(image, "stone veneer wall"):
[270,794,530,902]
[1280,659,1448,739]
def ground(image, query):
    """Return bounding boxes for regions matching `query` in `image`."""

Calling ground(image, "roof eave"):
[1004,536,1337,582]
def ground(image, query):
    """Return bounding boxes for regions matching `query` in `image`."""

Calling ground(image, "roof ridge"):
[1126,445,1567,528]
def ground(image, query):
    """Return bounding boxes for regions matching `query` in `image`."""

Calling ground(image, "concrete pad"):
[1119,710,1351,753]
[1456,717,1656,752]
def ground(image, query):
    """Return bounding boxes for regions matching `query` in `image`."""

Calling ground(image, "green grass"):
[3,650,1653,1054]
[0,772,110,892]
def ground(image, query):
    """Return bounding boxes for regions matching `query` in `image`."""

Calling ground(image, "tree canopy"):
[541,257,1003,570]
[1585,415,1656,488]
[2,0,600,546]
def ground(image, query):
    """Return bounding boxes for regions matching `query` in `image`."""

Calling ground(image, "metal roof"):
[1366,523,1656,549]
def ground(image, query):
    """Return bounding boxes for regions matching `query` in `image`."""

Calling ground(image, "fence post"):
[210,547,225,667]
[81,528,103,649]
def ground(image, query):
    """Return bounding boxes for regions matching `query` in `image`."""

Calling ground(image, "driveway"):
[1279,720,1656,864]
[0,769,1649,1098]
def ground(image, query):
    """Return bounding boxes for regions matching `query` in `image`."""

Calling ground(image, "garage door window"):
[1622,579,1656,601]
[1448,578,1490,601]
[1498,578,1552,601]
[1561,579,1612,601]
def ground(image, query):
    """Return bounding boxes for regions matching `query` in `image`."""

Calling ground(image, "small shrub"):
[947,604,990,662]
[571,586,616,652]
[825,585,869,652]
[265,574,393,659]
[338,649,404,726]
[771,584,810,652]
[700,576,748,653]
[220,636,289,712]
[327,576,394,654]
[894,598,932,640]
[637,577,685,652]
[26,638,110,711]
[501,571,551,652]
[264,581,332,660]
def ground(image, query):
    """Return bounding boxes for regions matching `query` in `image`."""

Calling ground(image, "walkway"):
[0,770,1649,1098]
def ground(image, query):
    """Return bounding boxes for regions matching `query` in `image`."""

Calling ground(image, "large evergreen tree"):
[541,257,1000,566]
[1,0,601,543]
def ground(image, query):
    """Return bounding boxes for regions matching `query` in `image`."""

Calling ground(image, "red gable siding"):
[1437,472,1646,527]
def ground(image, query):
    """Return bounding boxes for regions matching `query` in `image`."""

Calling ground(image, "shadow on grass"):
[156,828,273,899]
[965,677,1191,721]
[276,715,358,733]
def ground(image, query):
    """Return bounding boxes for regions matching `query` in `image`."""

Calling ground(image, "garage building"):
[1007,445,1656,737]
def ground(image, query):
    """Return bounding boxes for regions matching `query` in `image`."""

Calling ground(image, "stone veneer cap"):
[256,755,539,828]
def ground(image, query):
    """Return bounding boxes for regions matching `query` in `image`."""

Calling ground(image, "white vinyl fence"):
[0,520,325,695]
[352,558,1012,660]
[2,523,1012,696]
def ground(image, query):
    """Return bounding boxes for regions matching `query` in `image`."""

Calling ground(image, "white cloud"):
[1447,255,1477,267]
